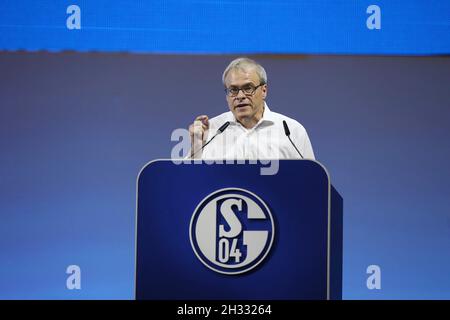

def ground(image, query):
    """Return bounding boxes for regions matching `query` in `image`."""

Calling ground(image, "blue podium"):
[135,159,343,300]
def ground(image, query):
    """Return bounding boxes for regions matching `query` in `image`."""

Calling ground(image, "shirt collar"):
[226,102,275,128]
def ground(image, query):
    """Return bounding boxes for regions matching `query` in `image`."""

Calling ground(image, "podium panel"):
[136,160,342,300]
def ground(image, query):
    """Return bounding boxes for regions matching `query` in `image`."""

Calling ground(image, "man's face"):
[224,68,267,123]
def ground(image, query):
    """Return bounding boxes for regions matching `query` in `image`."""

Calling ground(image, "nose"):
[236,88,247,98]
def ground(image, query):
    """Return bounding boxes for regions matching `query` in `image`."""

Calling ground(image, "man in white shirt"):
[189,57,315,160]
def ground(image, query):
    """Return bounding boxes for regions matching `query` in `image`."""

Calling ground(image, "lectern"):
[135,159,342,300]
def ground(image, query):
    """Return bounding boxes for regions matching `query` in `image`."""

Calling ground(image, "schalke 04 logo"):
[190,188,275,275]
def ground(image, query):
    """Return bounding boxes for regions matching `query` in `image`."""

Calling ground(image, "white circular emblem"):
[190,188,275,275]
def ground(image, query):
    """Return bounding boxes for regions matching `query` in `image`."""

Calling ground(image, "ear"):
[261,84,268,100]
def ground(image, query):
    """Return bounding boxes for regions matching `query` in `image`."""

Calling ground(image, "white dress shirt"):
[198,103,315,160]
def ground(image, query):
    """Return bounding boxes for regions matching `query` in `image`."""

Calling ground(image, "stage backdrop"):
[0,53,449,299]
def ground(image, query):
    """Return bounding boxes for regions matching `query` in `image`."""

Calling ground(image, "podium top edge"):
[136,158,331,186]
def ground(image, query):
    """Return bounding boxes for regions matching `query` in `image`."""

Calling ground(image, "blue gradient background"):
[0,53,450,299]
[1,0,450,54]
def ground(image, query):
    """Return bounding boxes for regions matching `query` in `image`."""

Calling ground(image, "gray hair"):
[222,57,267,86]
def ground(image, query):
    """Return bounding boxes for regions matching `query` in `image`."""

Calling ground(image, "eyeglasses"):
[224,83,264,97]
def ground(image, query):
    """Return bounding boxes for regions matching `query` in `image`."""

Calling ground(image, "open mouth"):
[235,103,250,109]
